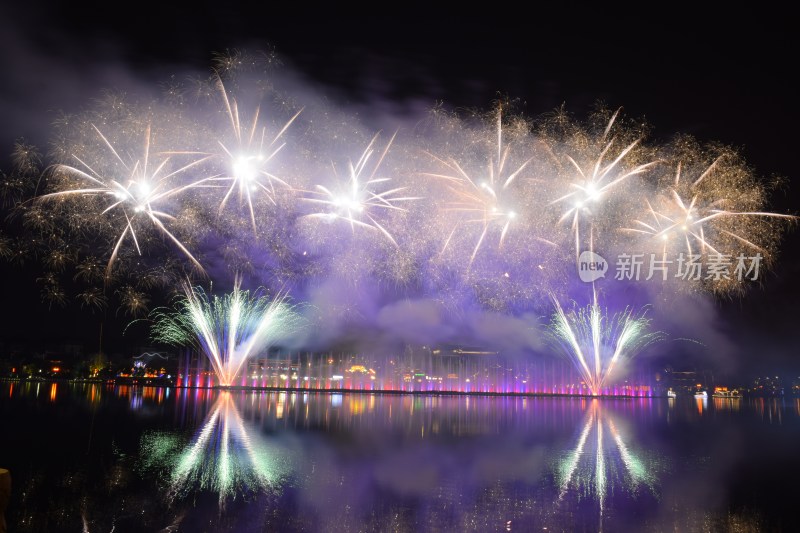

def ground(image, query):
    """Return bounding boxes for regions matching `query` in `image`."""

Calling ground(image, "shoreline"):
[0,377,678,399]
[3,377,789,399]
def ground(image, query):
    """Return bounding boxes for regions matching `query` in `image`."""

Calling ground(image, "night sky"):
[0,3,797,377]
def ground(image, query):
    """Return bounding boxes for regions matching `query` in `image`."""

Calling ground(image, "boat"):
[712,389,742,399]
[694,390,708,399]
[667,390,676,398]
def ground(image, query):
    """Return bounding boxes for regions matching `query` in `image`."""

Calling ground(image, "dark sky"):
[0,3,797,376]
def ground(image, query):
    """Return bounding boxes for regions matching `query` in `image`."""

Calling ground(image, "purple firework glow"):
[1,53,793,392]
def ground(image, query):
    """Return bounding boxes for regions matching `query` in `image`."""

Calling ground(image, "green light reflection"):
[139,392,290,507]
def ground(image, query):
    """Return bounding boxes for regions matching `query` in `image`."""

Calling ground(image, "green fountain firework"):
[150,277,303,386]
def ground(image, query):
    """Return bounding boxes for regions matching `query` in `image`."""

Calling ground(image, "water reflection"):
[140,392,290,507]
[139,394,665,530]
[695,395,707,415]
[557,400,658,516]
[2,383,798,532]
[752,397,783,424]
[712,396,742,412]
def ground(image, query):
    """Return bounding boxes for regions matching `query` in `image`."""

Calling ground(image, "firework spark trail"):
[423,110,561,270]
[182,77,303,234]
[150,277,303,386]
[301,133,419,246]
[626,160,795,259]
[549,110,660,259]
[548,288,663,396]
[39,124,210,279]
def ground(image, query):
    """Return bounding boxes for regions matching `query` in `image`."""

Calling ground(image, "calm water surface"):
[1,381,799,532]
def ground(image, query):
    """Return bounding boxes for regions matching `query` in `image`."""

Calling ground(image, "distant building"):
[749,376,784,397]
[660,367,714,395]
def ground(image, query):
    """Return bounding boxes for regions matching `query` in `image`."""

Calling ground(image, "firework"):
[150,277,302,386]
[548,109,659,258]
[301,133,419,246]
[191,77,302,233]
[624,144,793,292]
[424,109,554,266]
[0,55,793,334]
[40,124,209,280]
[548,289,663,395]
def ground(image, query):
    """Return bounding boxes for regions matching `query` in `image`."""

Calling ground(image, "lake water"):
[1,381,799,532]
